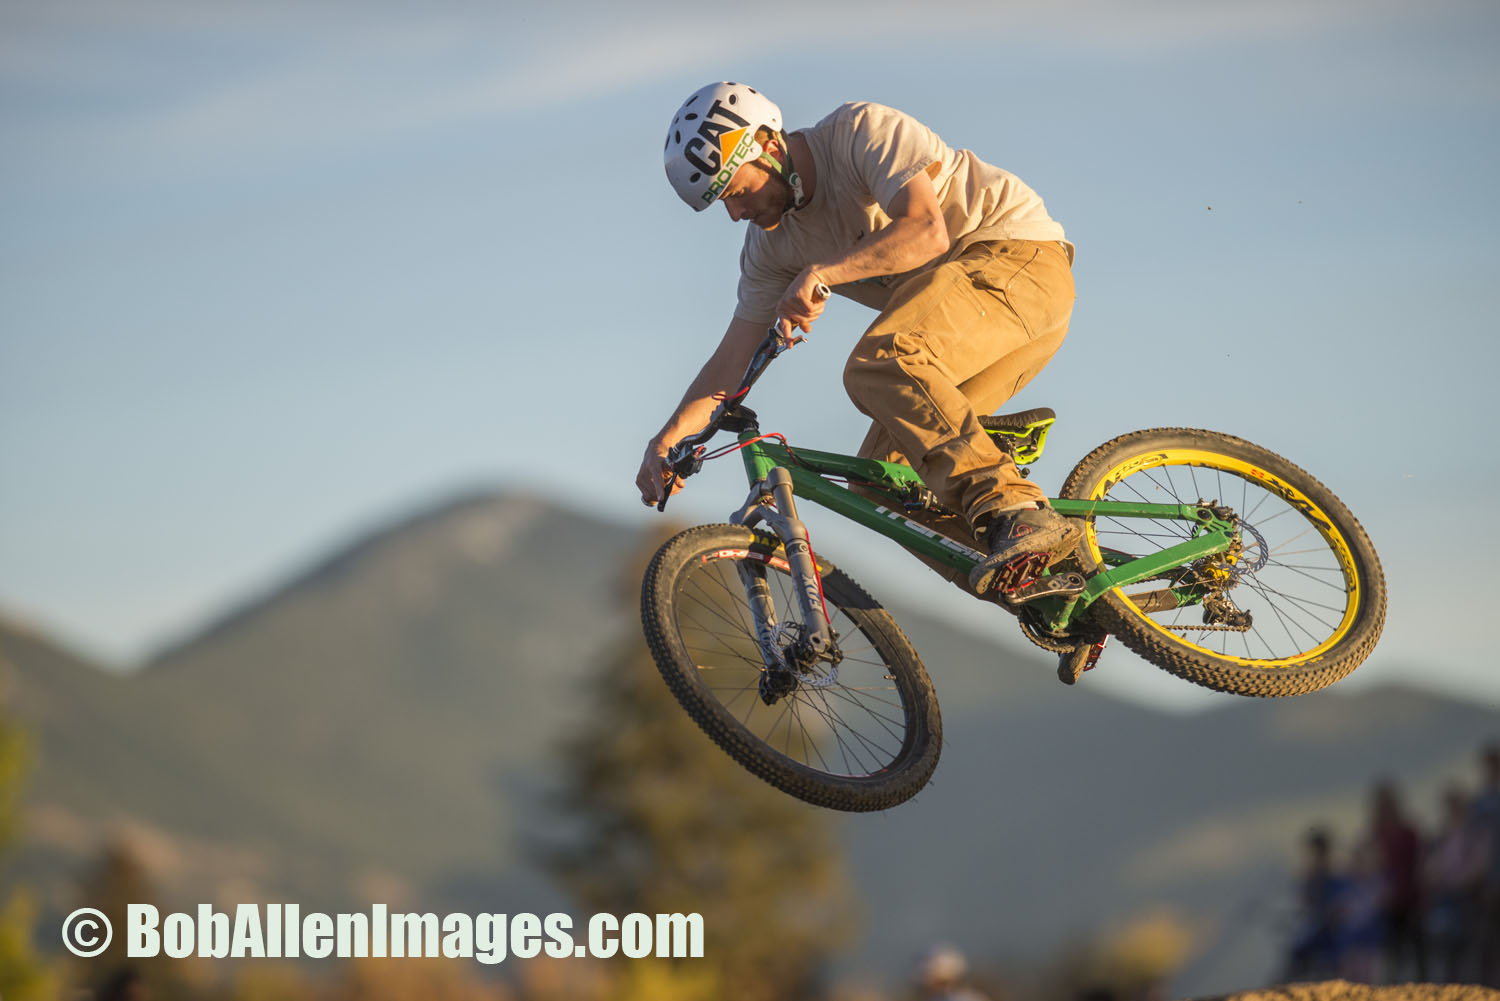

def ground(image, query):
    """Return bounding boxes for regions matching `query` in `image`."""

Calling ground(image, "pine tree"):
[70,839,199,1001]
[540,533,855,1001]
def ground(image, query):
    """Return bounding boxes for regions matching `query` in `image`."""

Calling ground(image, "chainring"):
[1017,605,1103,654]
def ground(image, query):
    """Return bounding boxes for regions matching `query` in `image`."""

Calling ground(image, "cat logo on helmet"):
[701,129,758,205]
[665,83,783,212]
[681,99,751,175]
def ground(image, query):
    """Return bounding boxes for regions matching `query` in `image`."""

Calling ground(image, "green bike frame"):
[736,434,1239,633]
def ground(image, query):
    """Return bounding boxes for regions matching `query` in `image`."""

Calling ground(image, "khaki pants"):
[842,240,1074,589]
[844,239,1074,526]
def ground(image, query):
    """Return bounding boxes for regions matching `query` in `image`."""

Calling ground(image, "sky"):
[3,0,1499,711]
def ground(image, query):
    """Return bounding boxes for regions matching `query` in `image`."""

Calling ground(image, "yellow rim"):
[1087,447,1361,668]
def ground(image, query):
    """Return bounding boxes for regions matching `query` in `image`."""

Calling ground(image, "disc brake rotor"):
[769,621,840,687]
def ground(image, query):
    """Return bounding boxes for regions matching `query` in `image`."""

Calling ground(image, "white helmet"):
[919,944,968,985]
[664,82,784,211]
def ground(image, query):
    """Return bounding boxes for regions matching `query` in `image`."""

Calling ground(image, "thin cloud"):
[2,0,1491,187]
[4,7,701,182]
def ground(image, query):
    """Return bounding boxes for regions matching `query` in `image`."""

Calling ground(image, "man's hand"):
[776,267,829,334]
[636,437,683,506]
[785,171,949,309]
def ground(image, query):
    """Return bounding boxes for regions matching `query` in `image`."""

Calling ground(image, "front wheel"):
[1060,428,1386,696]
[641,524,940,811]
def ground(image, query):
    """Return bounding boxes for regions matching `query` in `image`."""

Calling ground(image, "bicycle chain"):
[1018,613,1078,653]
[1131,568,1253,633]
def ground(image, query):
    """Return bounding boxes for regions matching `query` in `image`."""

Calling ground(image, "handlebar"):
[656,283,830,511]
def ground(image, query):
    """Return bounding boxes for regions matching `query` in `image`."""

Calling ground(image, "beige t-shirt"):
[735,102,1071,324]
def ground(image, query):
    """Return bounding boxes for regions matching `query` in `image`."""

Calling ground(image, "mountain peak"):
[142,487,596,670]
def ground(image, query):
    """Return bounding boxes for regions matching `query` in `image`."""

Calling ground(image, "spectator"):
[1338,839,1387,983]
[1285,826,1347,980]
[1426,785,1487,982]
[916,944,990,1001]
[1471,743,1500,985]
[1366,780,1427,982]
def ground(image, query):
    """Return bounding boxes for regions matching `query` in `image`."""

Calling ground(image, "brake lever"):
[656,444,705,512]
[656,472,678,512]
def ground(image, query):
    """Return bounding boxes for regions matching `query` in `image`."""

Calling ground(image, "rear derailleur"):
[1201,591,1253,630]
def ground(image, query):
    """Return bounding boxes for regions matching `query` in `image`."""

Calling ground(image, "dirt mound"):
[1196,982,1499,1001]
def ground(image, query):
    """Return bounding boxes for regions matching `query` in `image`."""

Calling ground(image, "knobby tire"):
[1060,428,1386,696]
[641,524,941,811]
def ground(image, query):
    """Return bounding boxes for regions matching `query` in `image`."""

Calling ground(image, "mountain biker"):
[637,81,1080,594]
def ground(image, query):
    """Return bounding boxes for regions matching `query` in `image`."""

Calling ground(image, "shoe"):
[968,503,1083,596]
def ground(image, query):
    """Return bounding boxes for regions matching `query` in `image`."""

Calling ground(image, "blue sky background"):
[3,0,1498,711]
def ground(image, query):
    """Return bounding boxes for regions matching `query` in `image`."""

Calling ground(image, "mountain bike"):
[640,324,1386,812]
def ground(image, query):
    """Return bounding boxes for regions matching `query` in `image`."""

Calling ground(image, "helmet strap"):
[787,167,806,210]
[757,132,807,211]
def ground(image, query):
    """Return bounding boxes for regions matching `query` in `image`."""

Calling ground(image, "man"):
[637,81,1079,595]
[915,944,991,1001]
[1472,744,1500,984]
[1283,826,1347,981]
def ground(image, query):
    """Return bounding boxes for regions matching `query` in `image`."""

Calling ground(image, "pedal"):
[1056,634,1108,686]
[1001,566,1085,605]
[989,552,1046,595]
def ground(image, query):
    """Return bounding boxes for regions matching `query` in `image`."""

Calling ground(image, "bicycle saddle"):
[980,407,1055,465]
[980,407,1055,433]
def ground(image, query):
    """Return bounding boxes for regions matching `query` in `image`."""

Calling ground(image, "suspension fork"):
[729,466,835,670]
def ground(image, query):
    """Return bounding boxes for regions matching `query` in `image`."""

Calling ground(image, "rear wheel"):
[1060,429,1385,696]
[641,524,940,811]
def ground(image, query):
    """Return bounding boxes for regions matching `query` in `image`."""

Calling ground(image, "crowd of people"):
[1286,743,1500,984]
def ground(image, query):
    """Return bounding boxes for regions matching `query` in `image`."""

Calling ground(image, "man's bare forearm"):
[809,212,949,288]
[651,316,765,446]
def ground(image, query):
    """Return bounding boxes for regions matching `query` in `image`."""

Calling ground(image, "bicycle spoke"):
[796,689,896,771]
[1264,561,1353,591]
[671,551,917,780]
[1087,451,1362,666]
[818,683,908,736]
